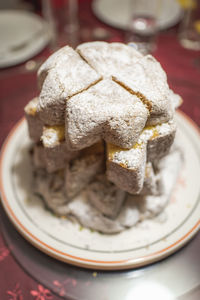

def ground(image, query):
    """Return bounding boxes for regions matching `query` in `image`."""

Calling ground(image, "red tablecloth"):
[0,0,200,299]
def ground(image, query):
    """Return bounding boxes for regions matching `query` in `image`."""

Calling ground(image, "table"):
[0,1,200,299]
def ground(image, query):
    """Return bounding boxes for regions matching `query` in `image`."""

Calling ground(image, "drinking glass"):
[126,0,162,54]
[42,0,79,51]
[178,0,200,50]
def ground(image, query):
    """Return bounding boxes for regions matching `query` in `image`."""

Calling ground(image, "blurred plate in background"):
[0,10,50,68]
[92,0,183,31]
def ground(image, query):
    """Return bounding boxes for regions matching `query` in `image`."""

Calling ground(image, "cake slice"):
[140,162,161,196]
[37,46,101,125]
[24,97,43,143]
[41,125,79,173]
[65,141,105,198]
[112,55,174,125]
[32,143,46,169]
[76,41,142,78]
[107,119,176,194]
[65,79,149,150]
[146,119,176,161]
[107,142,147,194]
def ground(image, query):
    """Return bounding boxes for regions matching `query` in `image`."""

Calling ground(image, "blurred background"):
[0,0,200,64]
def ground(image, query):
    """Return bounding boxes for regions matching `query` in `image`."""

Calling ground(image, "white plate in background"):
[0,10,50,68]
[92,0,183,31]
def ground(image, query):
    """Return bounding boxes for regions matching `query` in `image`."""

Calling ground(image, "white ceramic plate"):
[0,10,50,68]
[92,0,183,31]
[0,111,199,270]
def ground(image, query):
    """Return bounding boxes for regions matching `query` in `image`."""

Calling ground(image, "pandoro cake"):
[25,42,183,233]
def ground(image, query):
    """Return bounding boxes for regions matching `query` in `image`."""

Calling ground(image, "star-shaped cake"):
[24,42,182,233]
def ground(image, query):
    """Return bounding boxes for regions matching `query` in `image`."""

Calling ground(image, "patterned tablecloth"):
[0,0,199,299]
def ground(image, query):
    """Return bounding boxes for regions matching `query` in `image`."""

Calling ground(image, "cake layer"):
[87,174,127,219]
[65,141,105,198]
[41,125,79,173]
[36,42,178,145]
[76,41,142,78]
[140,162,161,196]
[24,97,43,143]
[77,42,174,125]
[34,148,182,233]
[107,119,176,194]
[65,79,149,150]
[37,46,101,125]
[112,55,173,125]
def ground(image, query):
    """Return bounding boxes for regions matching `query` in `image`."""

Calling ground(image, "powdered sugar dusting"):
[24,97,38,116]
[112,143,146,168]
[138,119,175,143]
[112,55,173,124]
[77,41,143,78]
[66,79,149,149]
[110,119,176,167]
[41,127,63,147]
[30,42,179,211]
[37,46,101,125]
